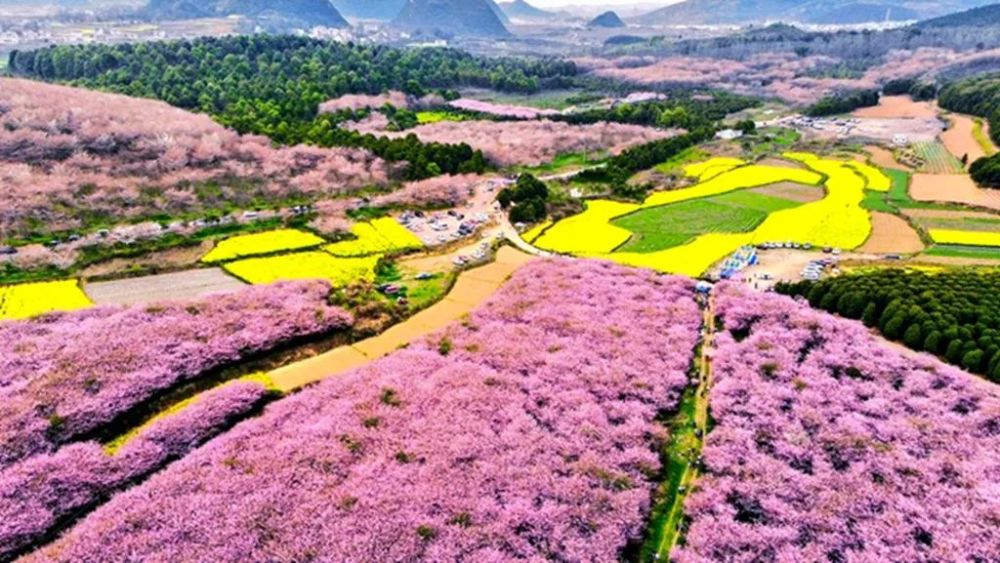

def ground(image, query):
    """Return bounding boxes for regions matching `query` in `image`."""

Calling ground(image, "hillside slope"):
[639,0,984,24]
[331,0,404,19]
[392,0,510,37]
[499,0,556,21]
[588,10,626,28]
[145,0,349,27]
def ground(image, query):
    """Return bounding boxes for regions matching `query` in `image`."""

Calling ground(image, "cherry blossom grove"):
[674,285,1000,562]
[0,281,352,470]
[385,119,677,166]
[25,259,702,562]
[0,79,389,234]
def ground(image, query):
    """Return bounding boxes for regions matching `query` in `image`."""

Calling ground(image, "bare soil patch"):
[865,145,910,171]
[759,157,804,169]
[910,173,1000,211]
[858,212,925,254]
[903,208,1000,220]
[79,241,212,279]
[941,114,987,164]
[852,96,938,119]
[85,268,246,306]
[749,182,825,203]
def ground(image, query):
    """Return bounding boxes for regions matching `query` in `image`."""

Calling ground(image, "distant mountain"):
[499,0,556,21]
[637,0,962,25]
[486,0,512,24]
[330,0,404,20]
[588,10,626,27]
[918,3,1000,27]
[145,0,349,27]
[392,0,510,37]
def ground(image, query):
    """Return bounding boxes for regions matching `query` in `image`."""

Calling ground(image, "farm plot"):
[857,212,924,254]
[534,153,881,276]
[928,229,1000,247]
[942,114,990,163]
[223,252,379,287]
[904,208,1000,232]
[907,141,966,174]
[0,280,91,321]
[201,229,325,264]
[614,191,803,253]
[85,269,246,307]
[534,200,639,254]
[325,218,423,257]
[909,173,1000,211]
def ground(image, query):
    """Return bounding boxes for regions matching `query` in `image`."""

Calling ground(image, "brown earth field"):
[910,173,1000,211]
[941,114,987,163]
[79,241,213,279]
[84,268,246,306]
[865,145,911,171]
[749,182,825,203]
[852,96,938,119]
[858,212,925,254]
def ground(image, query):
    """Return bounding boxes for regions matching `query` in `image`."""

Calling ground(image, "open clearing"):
[910,173,1000,211]
[858,212,925,254]
[941,114,988,164]
[85,268,247,307]
[748,181,825,202]
[865,145,910,171]
[852,96,938,119]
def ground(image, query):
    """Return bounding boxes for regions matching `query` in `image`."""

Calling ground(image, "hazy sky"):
[530,1,673,6]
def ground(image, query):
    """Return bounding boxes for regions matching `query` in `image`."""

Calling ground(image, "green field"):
[516,152,606,175]
[613,190,802,253]
[923,245,1000,259]
[918,216,1000,233]
[653,147,711,175]
[460,88,590,111]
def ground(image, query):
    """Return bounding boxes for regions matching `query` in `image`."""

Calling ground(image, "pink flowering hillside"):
[386,119,676,166]
[0,381,269,559]
[28,260,702,562]
[0,78,389,235]
[675,286,1000,562]
[0,281,352,470]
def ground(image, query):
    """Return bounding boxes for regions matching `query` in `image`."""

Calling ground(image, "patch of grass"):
[515,152,606,175]
[613,191,801,253]
[923,245,1000,259]
[861,189,896,213]
[653,147,711,175]
[972,118,998,157]
[415,111,469,125]
[462,88,588,111]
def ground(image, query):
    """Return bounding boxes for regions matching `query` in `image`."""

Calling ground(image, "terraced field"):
[534,153,894,276]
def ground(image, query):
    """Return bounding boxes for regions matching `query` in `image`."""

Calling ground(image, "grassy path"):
[269,247,536,392]
[636,296,715,561]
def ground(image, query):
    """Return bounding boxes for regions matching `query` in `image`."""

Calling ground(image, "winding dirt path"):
[269,247,537,392]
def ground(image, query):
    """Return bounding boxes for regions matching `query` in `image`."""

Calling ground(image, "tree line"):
[777,269,1000,382]
[7,35,577,180]
[939,73,1000,188]
[805,89,879,117]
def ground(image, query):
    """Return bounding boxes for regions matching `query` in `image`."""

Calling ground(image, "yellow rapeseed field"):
[534,200,639,254]
[521,220,553,244]
[845,161,891,191]
[325,218,423,257]
[202,229,326,263]
[642,164,823,208]
[683,157,745,181]
[223,252,379,287]
[0,280,92,321]
[533,153,880,276]
[928,229,1000,247]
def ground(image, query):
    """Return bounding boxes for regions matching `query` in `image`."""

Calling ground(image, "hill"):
[392,0,510,37]
[330,0,404,19]
[638,0,971,25]
[144,0,349,27]
[918,2,1000,27]
[499,0,556,21]
[588,10,626,27]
